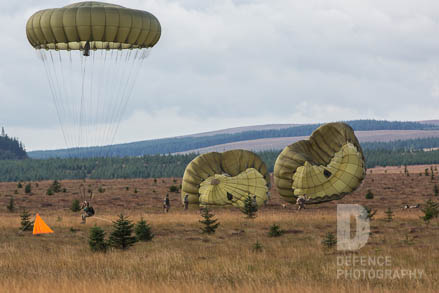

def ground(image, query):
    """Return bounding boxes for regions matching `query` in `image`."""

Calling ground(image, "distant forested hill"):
[2,136,439,181]
[29,120,438,159]
[0,128,27,160]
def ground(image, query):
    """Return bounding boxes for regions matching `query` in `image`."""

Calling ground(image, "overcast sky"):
[1,0,439,151]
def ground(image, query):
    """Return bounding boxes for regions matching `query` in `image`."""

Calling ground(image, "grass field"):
[1,165,439,292]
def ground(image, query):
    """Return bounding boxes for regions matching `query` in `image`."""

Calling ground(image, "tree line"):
[0,128,27,160]
[2,148,439,182]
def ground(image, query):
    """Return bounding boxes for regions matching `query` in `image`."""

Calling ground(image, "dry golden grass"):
[1,169,439,292]
[1,210,438,292]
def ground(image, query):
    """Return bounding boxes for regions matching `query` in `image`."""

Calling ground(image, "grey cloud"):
[1,0,438,150]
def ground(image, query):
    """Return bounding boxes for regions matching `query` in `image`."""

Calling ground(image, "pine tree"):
[71,199,81,212]
[199,207,220,234]
[24,183,32,194]
[7,197,15,212]
[51,180,62,193]
[420,199,439,225]
[268,224,284,237]
[365,189,374,199]
[384,208,393,222]
[434,184,439,197]
[242,195,258,218]
[252,240,263,252]
[17,182,23,188]
[89,225,108,252]
[321,232,337,249]
[109,214,137,250]
[135,218,154,242]
[20,208,33,231]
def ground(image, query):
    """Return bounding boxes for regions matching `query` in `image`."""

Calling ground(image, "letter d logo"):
[337,204,370,251]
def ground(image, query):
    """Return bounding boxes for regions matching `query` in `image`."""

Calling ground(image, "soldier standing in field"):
[183,194,189,210]
[296,195,307,211]
[163,194,170,213]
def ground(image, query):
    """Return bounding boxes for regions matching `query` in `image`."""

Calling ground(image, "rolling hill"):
[28,119,439,159]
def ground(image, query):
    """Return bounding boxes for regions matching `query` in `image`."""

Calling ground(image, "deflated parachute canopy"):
[181,150,270,207]
[199,168,268,208]
[274,122,365,204]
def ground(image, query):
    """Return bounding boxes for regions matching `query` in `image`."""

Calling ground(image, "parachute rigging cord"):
[91,216,112,223]
[38,48,151,158]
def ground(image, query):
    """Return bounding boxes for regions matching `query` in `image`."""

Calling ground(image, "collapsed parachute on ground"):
[26,1,161,157]
[274,122,365,204]
[181,150,270,208]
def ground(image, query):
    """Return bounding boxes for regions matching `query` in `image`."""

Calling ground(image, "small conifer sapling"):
[199,207,220,235]
[135,218,154,242]
[109,214,137,250]
[89,225,108,252]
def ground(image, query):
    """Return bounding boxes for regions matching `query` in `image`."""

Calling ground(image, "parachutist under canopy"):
[80,200,95,223]
[83,41,90,57]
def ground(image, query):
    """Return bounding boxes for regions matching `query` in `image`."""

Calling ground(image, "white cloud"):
[1,0,439,150]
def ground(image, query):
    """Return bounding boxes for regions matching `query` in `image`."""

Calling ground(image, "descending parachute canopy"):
[181,150,270,207]
[274,122,365,204]
[26,2,161,156]
[26,1,160,50]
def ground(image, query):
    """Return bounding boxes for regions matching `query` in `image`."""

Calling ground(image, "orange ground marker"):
[33,213,54,235]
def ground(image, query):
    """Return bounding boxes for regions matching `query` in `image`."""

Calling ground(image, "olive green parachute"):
[181,150,270,206]
[199,168,268,208]
[273,122,365,204]
[26,1,161,50]
[26,2,161,156]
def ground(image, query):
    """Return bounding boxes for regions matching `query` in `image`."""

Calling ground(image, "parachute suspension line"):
[68,50,80,155]
[99,49,122,155]
[105,49,127,154]
[97,49,113,157]
[91,50,99,152]
[38,50,70,156]
[49,50,74,157]
[105,49,134,154]
[79,52,88,158]
[110,49,146,150]
[93,50,104,152]
[107,49,138,154]
[57,50,75,155]
[92,216,112,223]
[85,50,96,154]
[102,49,132,156]
[38,47,151,159]
[109,49,150,151]
[97,49,111,157]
